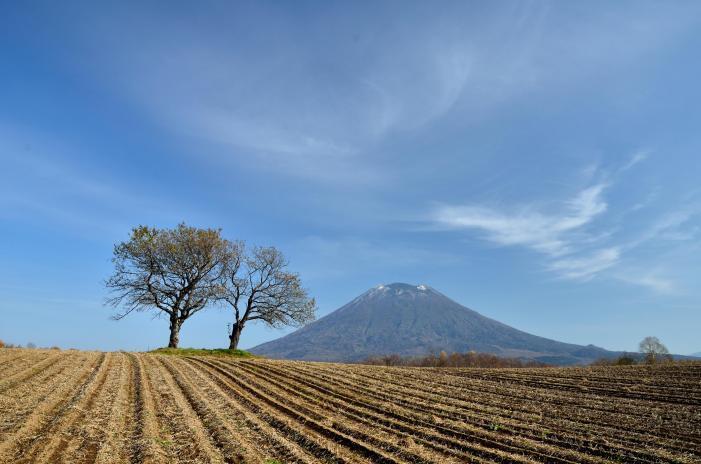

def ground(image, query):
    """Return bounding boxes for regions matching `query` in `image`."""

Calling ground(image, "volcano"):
[250,283,617,365]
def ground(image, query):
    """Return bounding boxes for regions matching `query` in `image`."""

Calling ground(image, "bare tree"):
[106,224,231,348]
[220,245,316,350]
[639,336,670,364]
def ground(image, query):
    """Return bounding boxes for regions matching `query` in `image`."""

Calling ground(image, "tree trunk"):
[168,317,181,349]
[228,322,244,350]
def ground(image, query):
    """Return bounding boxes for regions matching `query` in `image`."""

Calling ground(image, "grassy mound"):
[150,347,254,357]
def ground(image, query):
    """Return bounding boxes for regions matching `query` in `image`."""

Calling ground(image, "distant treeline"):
[591,352,675,366]
[360,351,550,368]
[0,340,61,350]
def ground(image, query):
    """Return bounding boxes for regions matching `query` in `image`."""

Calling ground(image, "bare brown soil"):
[0,349,699,463]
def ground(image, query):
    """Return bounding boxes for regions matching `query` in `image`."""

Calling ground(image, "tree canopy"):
[219,245,316,349]
[639,336,671,364]
[106,224,231,348]
[106,224,315,349]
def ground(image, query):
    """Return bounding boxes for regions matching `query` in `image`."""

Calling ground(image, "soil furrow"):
[0,354,82,435]
[218,361,465,464]
[141,354,227,463]
[188,357,379,464]
[0,352,106,462]
[0,352,63,393]
[1,350,699,464]
[22,352,117,463]
[284,361,700,453]
[127,353,166,464]
[157,356,263,463]
[230,359,592,464]
[240,360,632,464]
[51,353,127,463]
[176,357,321,464]
[276,361,689,461]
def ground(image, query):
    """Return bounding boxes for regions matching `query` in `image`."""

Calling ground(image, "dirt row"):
[0,350,699,463]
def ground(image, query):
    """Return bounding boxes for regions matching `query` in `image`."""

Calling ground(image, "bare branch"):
[218,244,316,349]
[105,223,232,348]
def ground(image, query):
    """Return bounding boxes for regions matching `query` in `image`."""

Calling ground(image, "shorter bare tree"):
[220,245,316,350]
[106,224,231,348]
[437,350,449,367]
[639,336,671,364]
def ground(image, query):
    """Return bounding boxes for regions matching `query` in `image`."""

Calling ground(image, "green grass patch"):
[153,437,173,448]
[149,347,255,358]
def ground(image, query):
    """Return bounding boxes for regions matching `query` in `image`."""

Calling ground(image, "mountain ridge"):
[251,282,619,365]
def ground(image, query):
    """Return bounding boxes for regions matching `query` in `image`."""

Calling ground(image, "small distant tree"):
[449,352,461,367]
[219,245,316,350]
[26,342,37,349]
[106,224,231,348]
[639,336,670,364]
[0,339,5,348]
[615,353,637,365]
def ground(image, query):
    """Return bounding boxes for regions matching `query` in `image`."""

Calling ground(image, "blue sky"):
[1,1,700,354]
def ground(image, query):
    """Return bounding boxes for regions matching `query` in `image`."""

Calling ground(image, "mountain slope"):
[250,283,617,365]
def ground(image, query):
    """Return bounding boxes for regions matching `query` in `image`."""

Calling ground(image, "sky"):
[1,1,700,355]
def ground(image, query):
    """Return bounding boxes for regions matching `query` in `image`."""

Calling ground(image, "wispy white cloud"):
[0,125,185,236]
[549,247,620,280]
[79,11,474,184]
[68,2,699,184]
[626,209,700,250]
[621,150,650,171]
[430,182,620,281]
[430,164,700,290]
[616,272,677,294]
[433,183,607,258]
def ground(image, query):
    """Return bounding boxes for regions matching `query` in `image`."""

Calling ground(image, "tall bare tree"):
[220,245,316,350]
[639,336,670,364]
[106,224,231,348]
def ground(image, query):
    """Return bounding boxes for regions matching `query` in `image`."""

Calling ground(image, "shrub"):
[614,354,637,365]
[591,353,641,366]
[0,339,5,348]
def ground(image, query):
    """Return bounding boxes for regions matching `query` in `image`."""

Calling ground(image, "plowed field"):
[0,349,699,463]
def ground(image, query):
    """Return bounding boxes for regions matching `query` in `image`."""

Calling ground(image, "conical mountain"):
[251,283,615,365]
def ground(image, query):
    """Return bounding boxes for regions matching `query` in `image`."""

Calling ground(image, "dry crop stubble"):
[235,361,603,463]
[0,350,699,463]
[331,361,699,455]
